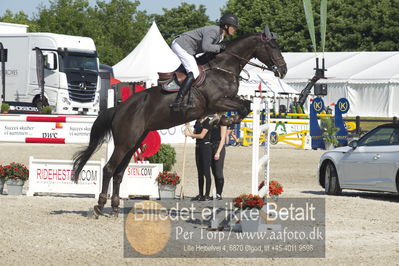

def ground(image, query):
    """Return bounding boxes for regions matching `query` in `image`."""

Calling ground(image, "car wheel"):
[396,171,399,194]
[324,162,342,195]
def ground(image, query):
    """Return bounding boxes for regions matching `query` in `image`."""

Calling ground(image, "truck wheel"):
[33,96,49,111]
[325,162,342,195]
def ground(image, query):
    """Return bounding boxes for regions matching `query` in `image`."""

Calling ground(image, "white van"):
[0,22,100,114]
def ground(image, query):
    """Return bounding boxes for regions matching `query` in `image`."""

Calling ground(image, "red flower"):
[156,171,180,186]
[233,194,265,210]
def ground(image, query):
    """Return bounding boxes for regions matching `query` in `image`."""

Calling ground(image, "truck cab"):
[0,22,100,115]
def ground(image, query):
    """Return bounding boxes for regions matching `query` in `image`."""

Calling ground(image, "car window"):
[389,128,399,145]
[358,127,396,146]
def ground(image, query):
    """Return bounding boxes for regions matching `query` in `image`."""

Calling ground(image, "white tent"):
[239,64,298,97]
[282,51,399,117]
[113,22,180,86]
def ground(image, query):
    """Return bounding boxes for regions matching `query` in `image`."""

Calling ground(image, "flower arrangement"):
[0,165,6,179]
[269,180,284,196]
[258,180,284,197]
[156,171,180,186]
[233,194,265,210]
[1,162,29,181]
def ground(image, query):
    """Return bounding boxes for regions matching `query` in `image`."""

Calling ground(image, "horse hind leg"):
[94,146,131,217]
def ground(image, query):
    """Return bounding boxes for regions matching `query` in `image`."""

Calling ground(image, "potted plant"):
[321,117,339,150]
[233,193,265,210]
[1,103,10,114]
[40,106,52,114]
[269,180,284,201]
[258,180,284,200]
[3,162,29,195]
[156,171,180,199]
[0,165,6,195]
[233,194,265,232]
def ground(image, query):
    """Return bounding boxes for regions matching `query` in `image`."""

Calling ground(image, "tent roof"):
[240,65,298,96]
[281,51,399,84]
[113,22,180,83]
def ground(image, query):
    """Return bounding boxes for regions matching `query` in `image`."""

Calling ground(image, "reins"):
[225,50,273,72]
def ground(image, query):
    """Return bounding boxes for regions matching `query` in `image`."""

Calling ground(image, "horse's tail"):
[72,107,115,182]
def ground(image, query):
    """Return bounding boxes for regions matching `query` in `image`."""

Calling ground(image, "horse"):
[72,27,287,217]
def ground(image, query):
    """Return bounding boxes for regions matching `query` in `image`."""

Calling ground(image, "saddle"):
[158,65,206,92]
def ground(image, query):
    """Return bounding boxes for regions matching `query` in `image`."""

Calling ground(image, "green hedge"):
[148,144,176,171]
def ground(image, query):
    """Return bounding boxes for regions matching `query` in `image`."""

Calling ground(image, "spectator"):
[210,113,228,200]
[185,116,213,201]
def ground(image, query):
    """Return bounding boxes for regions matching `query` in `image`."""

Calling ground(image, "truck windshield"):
[62,54,98,73]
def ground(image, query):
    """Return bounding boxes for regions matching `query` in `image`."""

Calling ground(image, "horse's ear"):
[264,26,278,40]
[264,25,272,39]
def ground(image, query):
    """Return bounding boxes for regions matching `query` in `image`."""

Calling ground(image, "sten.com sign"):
[114,163,163,199]
[27,157,104,198]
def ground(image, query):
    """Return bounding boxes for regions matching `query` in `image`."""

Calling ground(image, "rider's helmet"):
[219,13,239,28]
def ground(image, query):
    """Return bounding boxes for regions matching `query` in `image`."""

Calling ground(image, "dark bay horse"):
[72,28,287,217]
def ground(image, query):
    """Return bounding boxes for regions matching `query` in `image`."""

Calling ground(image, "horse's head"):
[255,26,287,79]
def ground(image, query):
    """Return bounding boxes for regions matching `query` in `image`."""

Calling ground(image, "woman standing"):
[210,114,228,200]
[185,116,213,201]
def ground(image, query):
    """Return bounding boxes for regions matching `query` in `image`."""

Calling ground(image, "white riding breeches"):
[171,40,200,79]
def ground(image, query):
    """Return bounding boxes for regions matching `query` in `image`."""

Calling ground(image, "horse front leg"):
[109,148,138,217]
[210,96,252,124]
[109,133,148,217]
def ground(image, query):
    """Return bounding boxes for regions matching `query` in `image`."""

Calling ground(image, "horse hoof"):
[93,205,105,217]
[110,211,119,218]
[110,207,119,218]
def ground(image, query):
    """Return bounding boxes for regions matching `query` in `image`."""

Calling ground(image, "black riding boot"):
[170,72,195,110]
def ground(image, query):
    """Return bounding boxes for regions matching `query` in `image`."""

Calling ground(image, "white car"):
[318,123,399,195]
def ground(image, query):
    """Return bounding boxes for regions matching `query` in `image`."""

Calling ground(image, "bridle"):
[224,33,286,75]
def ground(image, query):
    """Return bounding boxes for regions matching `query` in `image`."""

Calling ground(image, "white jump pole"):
[106,89,115,162]
[251,97,270,197]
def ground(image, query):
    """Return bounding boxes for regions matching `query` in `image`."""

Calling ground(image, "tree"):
[223,0,309,52]
[32,0,151,65]
[0,10,39,32]
[224,0,399,52]
[89,0,151,65]
[152,3,211,45]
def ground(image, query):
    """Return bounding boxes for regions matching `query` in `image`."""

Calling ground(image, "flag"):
[258,82,263,97]
[110,77,121,86]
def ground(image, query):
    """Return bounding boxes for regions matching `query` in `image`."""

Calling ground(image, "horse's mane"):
[196,33,258,65]
[223,33,257,47]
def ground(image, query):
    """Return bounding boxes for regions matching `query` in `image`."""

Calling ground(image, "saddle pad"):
[160,79,180,92]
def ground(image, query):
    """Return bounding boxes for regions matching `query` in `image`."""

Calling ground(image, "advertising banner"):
[0,115,95,143]
[115,162,163,199]
[27,157,103,198]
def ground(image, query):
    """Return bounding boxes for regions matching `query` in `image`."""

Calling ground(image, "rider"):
[170,13,239,110]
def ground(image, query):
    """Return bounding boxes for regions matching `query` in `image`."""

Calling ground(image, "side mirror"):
[43,52,57,70]
[349,140,358,149]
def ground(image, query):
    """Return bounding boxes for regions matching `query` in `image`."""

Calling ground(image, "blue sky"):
[1,0,226,21]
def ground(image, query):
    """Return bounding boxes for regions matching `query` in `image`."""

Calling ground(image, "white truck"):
[0,22,100,114]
